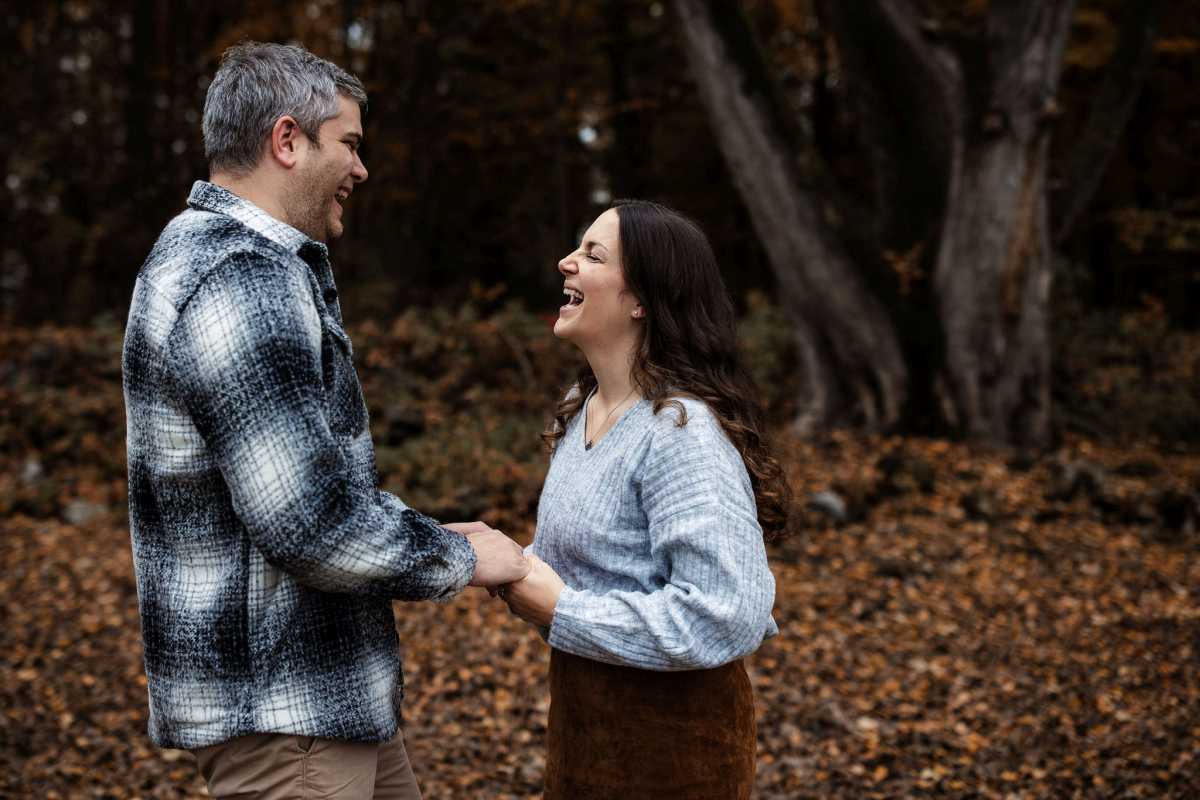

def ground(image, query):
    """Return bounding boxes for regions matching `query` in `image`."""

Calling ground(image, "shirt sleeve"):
[546,406,776,670]
[167,252,476,600]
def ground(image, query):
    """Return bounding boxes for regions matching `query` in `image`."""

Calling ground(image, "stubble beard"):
[285,162,337,244]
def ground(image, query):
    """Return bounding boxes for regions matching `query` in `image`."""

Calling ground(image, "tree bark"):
[826,0,1076,444]
[672,0,908,432]
[933,0,1076,444]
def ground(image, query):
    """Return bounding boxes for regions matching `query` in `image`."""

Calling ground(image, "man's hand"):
[442,521,494,536]
[466,529,531,587]
[499,555,565,627]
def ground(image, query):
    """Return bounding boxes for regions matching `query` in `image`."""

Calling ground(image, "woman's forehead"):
[582,208,620,249]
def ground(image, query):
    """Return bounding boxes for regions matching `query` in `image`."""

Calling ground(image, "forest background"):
[2,1,1199,797]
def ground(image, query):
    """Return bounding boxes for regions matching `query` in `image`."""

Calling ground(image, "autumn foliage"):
[2,304,1199,798]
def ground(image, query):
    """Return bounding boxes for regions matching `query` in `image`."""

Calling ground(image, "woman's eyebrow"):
[584,240,610,254]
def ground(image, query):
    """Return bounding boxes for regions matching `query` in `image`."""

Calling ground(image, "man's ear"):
[268,116,303,169]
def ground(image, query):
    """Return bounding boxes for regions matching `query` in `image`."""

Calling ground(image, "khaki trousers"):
[192,731,421,800]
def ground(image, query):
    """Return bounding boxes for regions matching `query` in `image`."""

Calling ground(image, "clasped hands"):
[443,521,564,628]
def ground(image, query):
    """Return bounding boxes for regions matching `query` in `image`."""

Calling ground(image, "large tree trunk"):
[934,1,1076,444]
[677,0,1084,445]
[816,0,961,430]
[837,0,1076,444]
[672,0,908,434]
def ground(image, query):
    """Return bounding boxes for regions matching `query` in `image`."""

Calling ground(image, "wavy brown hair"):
[542,200,792,541]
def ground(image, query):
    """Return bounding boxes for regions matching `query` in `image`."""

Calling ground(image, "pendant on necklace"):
[583,387,636,453]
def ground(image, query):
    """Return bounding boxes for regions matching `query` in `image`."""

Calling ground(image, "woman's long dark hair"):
[543,200,792,541]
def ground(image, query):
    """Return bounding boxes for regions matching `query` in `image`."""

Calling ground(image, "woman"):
[499,200,791,799]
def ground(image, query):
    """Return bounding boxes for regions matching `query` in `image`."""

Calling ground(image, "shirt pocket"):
[320,315,369,438]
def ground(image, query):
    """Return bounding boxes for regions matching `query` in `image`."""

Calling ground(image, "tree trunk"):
[677,0,1087,445]
[816,0,961,431]
[837,0,1076,444]
[934,1,1076,444]
[672,0,908,433]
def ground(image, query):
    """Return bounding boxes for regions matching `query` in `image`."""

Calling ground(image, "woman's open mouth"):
[561,287,584,311]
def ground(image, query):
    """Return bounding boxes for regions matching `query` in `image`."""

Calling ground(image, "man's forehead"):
[327,95,363,131]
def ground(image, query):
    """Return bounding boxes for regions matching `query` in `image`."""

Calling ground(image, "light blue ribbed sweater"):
[531,394,778,671]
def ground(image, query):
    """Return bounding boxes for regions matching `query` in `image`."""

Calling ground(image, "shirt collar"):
[187,180,329,262]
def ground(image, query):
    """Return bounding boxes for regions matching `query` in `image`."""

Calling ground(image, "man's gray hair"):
[203,41,368,174]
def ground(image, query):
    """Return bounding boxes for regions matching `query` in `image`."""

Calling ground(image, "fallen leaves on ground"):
[2,323,1199,797]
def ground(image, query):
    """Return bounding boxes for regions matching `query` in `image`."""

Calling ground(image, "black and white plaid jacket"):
[122,181,476,749]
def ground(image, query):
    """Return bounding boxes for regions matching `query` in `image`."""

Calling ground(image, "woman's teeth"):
[563,288,584,306]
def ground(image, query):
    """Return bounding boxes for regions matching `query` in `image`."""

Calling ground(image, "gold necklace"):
[585,387,638,450]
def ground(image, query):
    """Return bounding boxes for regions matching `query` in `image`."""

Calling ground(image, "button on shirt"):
[122,181,476,749]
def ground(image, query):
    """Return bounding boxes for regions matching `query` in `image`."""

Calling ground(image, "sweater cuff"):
[546,584,589,653]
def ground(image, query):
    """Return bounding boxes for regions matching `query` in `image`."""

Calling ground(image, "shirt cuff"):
[400,508,477,603]
[432,531,477,603]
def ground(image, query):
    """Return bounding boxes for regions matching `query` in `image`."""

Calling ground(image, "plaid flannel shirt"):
[122,181,476,749]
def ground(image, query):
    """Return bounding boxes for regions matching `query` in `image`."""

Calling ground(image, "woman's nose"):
[558,254,577,274]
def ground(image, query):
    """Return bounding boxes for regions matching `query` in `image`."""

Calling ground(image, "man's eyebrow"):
[343,132,363,144]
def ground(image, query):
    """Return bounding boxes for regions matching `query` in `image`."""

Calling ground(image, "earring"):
[633,308,644,318]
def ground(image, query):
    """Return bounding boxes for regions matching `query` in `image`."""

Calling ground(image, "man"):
[121,42,529,799]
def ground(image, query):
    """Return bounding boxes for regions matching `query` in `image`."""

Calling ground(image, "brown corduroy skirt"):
[544,648,757,799]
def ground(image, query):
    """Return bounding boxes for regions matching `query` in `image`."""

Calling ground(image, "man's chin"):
[326,218,344,241]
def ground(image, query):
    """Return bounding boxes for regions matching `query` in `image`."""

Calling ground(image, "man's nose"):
[352,154,368,183]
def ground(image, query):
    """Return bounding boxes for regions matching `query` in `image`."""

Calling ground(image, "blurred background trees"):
[3,11,1199,792]
[2,0,1197,444]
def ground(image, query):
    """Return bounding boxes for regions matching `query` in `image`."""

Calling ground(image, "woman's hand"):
[498,554,565,628]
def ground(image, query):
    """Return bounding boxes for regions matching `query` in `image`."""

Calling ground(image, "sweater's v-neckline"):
[580,388,642,453]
